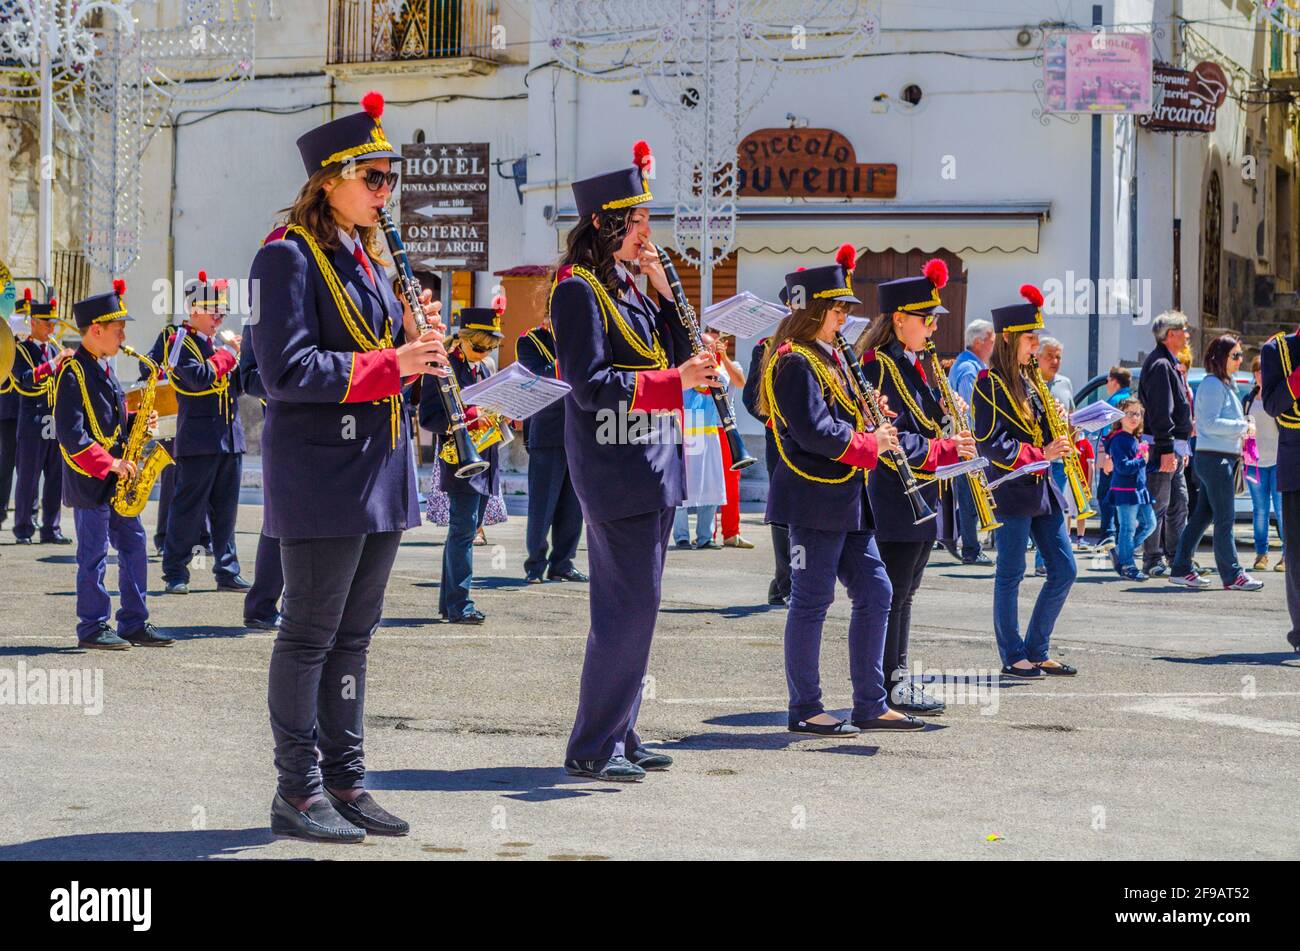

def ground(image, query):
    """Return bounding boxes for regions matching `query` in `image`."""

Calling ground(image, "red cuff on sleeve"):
[630,368,684,414]
[835,431,879,470]
[342,350,401,404]
[1015,442,1046,468]
[208,349,237,378]
[33,361,54,382]
[1287,365,1300,401]
[920,437,960,472]
[464,405,480,424]
[69,444,116,480]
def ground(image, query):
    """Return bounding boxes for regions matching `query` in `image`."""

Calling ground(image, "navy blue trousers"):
[13,423,61,540]
[162,452,242,584]
[566,507,674,762]
[245,530,283,623]
[523,447,583,578]
[441,492,487,619]
[784,526,892,723]
[268,530,402,799]
[72,505,149,642]
[0,417,16,526]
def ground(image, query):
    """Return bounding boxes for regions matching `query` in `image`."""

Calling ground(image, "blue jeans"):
[441,492,488,618]
[954,475,983,558]
[1245,463,1284,556]
[1115,502,1157,569]
[1172,452,1242,585]
[1097,470,1117,539]
[994,509,1076,666]
[673,505,717,546]
[1034,463,1070,570]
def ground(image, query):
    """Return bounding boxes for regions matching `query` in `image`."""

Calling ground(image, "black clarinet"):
[377,207,488,478]
[833,331,936,526]
[654,247,757,471]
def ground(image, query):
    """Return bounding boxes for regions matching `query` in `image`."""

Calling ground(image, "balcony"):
[326,0,501,79]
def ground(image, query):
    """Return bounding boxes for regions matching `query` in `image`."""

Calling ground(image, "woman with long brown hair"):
[972,286,1078,679]
[760,248,922,735]
[249,91,448,842]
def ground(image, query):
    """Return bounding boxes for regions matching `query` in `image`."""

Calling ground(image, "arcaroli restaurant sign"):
[736,128,896,199]
[1138,61,1229,133]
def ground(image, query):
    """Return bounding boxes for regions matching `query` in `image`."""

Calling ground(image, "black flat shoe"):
[244,615,281,631]
[628,748,673,770]
[270,793,364,843]
[216,575,252,591]
[564,755,645,782]
[1034,661,1077,676]
[789,717,860,736]
[122,623,174,648]
[42,533,72,545]
[14,537,32,545]
[1001,664,1045,679]
[852,714,925,732]
[78,624,131,651]
[324,790,409,836]
[447,609,486,624]
[547,567,589,583]
[767,594,790,607]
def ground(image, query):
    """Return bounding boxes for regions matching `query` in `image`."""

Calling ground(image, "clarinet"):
[654,247,757,471]
[377,207,488,479]
[833,331,936,526]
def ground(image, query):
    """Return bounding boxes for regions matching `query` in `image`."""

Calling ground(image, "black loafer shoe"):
[564,755,646,782]
[122,623,174,648]
[962,553,992,566]
[628,748,673,770]
[447,609,486,624]
[244,615,281,631]
[547,567,589,583]
[1034,661,1077,676]
[767,594,790,606]
[324,790,409,836]
[163,581,189,595]
[78,624,131,651]
[42,533,72,545]
[1001,664,1045,679]
[852,714,925,732]
[216,575,252,591]
[14,537,32,545]
[789,717,860,736]
[270,794,365,843]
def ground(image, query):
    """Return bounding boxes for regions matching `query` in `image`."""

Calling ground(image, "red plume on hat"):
[1020,283,1045,307]
[632,140,653,174]
[113,278,126,296]
[23,287,32,303]
[198,269,208,283]
[835,243,857,272]
[48,297,57,308]
[922,258,949,290]
[362,90,385,120]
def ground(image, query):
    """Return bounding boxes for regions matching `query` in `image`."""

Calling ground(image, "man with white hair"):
[947,319,995,564]
[1139,311,1194,576]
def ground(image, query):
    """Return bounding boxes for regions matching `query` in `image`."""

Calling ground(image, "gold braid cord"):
[168,333,233,420]
[973,371,1042,471]
[55,360,122,477]
[9,343,56,406]
[1272,333,1300,430]
[761,344,865,485]
[549,267,668,371]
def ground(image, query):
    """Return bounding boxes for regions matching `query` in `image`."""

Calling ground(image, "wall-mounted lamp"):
[871,93,889,114]
[629,88,647,108]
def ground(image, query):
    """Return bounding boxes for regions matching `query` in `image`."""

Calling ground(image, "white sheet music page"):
[459,362,571,420]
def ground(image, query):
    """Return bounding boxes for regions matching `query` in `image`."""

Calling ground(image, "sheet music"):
[459,362,571,420]
[1069,401,1124,433]
[985,459,1051,490]
[935,455,990,482]
[700,292,788,337]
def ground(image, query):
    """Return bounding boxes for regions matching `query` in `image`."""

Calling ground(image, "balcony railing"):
[327,0,500,75]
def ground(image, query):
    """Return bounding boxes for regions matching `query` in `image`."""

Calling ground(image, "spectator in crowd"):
[1169,335,1261,591]
[673,360,727,550]
[712,332,753,549]
[1245,355,1284,573]
[1138,311,1193,577]
[1100,398,1156,581]
[946,319,995,564]
[1105,366,1133,407]
[1094,366,1134,550]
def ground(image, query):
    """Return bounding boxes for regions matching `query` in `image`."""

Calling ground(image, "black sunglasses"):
[360,169,399,192]
[467,342,498,354]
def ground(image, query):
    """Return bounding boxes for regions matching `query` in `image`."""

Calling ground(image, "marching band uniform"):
[972,287,1077,677]
[765,252,920,735]
[419,308,502,623]
[251,92,416,841]
[1259,330,1300,652]
[160,274,248,594]
[0,296,30,532]
[743,328,791,605]
[861,260,960,715]
[237,319,283,630]
[10,297,69,544]
[551,142,692,780]
[516,321,585,584]
[55,282,172,649]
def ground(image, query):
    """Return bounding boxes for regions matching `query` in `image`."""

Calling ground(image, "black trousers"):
[875,538,933,693]
[268,531,402,798]
[523,446,583,577]
[162,453,241,584]
[153,438,211,552]
[1283,491,1300,650]
[244,530,284,623]
[769,523,792,600]
[0,417,17,526]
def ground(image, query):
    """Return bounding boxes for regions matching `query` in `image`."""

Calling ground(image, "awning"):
[554,201,1050,255]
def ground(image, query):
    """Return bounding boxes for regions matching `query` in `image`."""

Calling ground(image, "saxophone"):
[111,344,175,517]
[1026,354,1095,519]
[924,341,1001,532]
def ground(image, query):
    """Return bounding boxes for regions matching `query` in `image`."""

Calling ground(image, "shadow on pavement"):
[0,828,276,860]
[1153,651,1300,667]
[368,767,624,803]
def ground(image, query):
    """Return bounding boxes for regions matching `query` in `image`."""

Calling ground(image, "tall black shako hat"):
[457,287,508,339]
[878,258,950,316]
[184,269,230,311]
[783,244,860,309]
[73,279,133,330]
[572,140,654,219]
[991,284,1047,334]
[15,287,32,317]
[296,90,402,176]
[29,294,58,319]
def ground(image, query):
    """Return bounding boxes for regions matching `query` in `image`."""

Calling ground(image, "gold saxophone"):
[925,342,1001,532]
[1027,354,1095,519]
[111,344,175,517]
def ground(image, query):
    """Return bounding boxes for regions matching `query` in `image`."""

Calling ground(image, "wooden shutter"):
[663,250,738,314]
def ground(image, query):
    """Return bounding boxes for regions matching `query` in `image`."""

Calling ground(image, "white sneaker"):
[1169,572,1212,589]
[1224,574,1264,591]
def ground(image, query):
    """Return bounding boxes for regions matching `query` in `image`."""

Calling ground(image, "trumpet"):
[924,341,1001,532]
[834,331,935,526]
[1027,355,1095,519]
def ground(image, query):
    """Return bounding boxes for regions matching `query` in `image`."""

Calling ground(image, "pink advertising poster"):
[1043,32,1153,113]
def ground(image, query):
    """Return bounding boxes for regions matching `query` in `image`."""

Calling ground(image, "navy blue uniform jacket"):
[54,347,130,509]
[515,326,565,449]
[167,328,246,457]
[1260,330,1300,493]
[11,337,59,430]
[972,368,1065,519]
